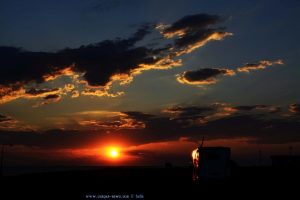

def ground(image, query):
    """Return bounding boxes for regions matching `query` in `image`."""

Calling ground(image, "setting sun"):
[110,149,118,158]
[105,147,121,159]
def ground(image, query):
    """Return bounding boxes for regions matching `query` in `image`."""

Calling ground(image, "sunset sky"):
[0,0,300,166]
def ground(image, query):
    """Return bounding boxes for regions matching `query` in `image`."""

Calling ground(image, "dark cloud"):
[1,104,299,148]
[163,14,222,35]
[232,105,281,114]
[11,23,151,86]
[176,59,283,86]
[78,118,145,130]
[0,13,232,104]
[121,111,155,120]
[152,104,300,144]
[74,111,151,130]
[1,114,299,147]
[159,13,232,55]
[0,47,66,86]
[163,106,214,120]
[0,24,158,102]
[0,114,13,123]
[195,114,300,144]
[48,24,156,87]
[0,25,165,102]
[176,68,235,85]
[233,105,267,111]
[43,94,60,100]
[164,106,213,113]
[33,94,62,107]
[0,114,23,131]
[0,25,153,85]
[237,60,283,73]
[25,88,59,96]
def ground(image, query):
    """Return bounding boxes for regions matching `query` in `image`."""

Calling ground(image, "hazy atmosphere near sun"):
[0,0,300,166]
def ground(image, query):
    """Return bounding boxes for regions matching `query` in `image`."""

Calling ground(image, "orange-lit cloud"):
[0,14,233,105]
[81,88,124,98]
[176,68,235,85]
[158,14,233,56]
[33,94,62,108]
[0,83,77,106]
[63,110,147,130]
[71,90,80,98]
[42,66,76,82]
[1,103,300,153]
[174,32,233,56]
[176,60,283,86]
[237,60,284,73]
[0,84,26,104]
[133,56,182,75]
[78,118,145,130]
[0,114,18,131]
[161,103,284,127]
[25,88,61,98]
[0,114,35,131]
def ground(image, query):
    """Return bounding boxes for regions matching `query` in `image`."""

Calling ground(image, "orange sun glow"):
[105,147,121,159]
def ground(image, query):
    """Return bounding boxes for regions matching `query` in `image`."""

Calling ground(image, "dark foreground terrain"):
[1,166,299,200]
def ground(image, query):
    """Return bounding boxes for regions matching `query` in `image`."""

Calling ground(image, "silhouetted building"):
[271,155,300,168]
[192,147,231,180]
